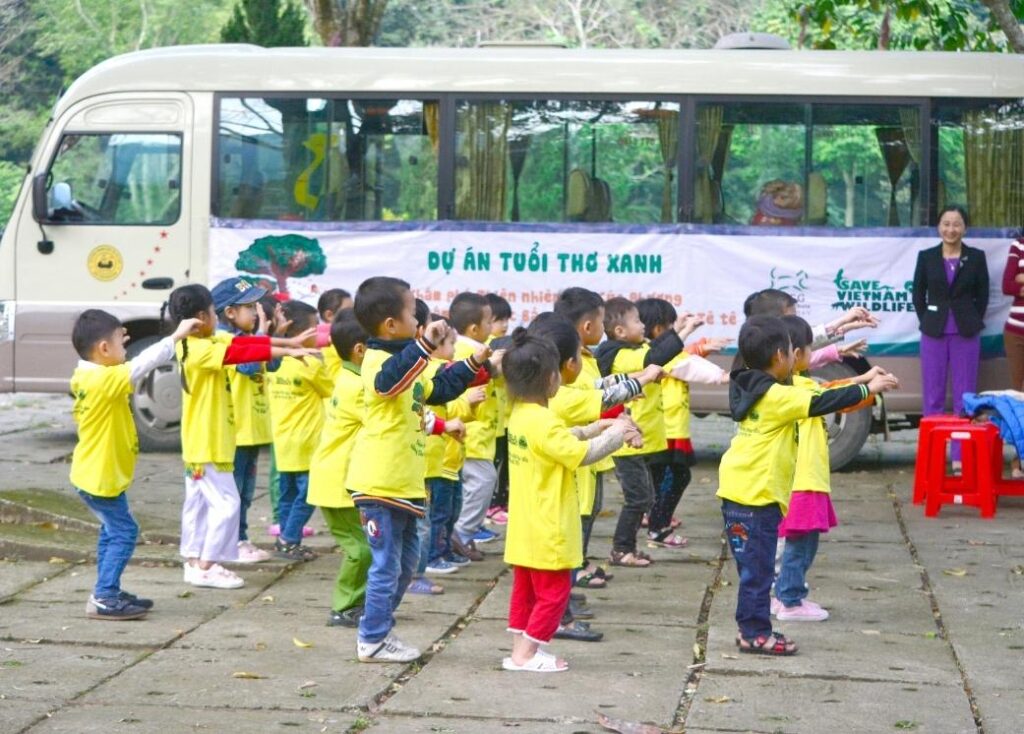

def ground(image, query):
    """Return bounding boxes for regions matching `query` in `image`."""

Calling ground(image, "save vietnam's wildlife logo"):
[831,269,914,313]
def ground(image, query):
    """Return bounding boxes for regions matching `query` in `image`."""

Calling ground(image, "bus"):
[1,42,1022,466]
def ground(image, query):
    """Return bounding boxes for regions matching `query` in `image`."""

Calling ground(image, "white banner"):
[209,223,1014,355]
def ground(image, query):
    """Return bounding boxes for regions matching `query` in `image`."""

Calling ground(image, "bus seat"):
[567,168,591,221]
[807,172,827,225]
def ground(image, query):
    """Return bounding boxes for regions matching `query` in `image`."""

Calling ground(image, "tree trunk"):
[843,167,856,227]
[305,0,388,46]
[980,0,1024,53]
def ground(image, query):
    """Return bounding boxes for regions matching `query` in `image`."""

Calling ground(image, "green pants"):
[320,506,371,613]
[268,444,280,524]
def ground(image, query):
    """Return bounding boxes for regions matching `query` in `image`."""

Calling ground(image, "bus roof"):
[58,44,1024,116]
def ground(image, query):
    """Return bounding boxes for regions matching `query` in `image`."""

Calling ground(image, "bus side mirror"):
[32,174,49,222]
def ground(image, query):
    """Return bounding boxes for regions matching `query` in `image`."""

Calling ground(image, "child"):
[501,329,641,673]
[307,309,372,627]
[212,277,276,564]
[168,284,316,589]
[450,292,500,561]
[348,276,484,663]
[268,300,334,561]
[635,297,728,549]
[70,310,200,619]
[316,288,353,380]
[485,293,512,526]
[595,297,701,567]
[718,315,898,655]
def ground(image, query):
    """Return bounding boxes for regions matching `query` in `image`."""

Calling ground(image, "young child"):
[595,297,700,567]
[450,292,500,561]
[349,276,484,663]
[307,309,372,627]
[718,315,898,655]
[501,329,641,673]
[212,277,276,565]
[268,300,334,561]
[168,284,315,589]
[316,288,354,380]
[70,310,199,619]
[485,293,512,526]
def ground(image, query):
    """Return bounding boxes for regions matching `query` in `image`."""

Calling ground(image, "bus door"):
[14,94,193,391]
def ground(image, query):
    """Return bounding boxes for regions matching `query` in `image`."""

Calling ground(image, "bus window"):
[811,104,922,227]
[47,133,182,225]
[935,99,1024,227]
[217,97,438,222]
[454,99,680,224]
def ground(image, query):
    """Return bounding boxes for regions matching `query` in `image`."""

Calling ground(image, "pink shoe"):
[302,526,315,538]
[236,540,271,564]
[647,532,688,549]
[770,597,783,616]
[776,601,829,622]
[490,509,509,525]
[267,524,281,537]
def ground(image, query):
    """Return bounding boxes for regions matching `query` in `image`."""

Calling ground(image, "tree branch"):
[980,0,1024,53]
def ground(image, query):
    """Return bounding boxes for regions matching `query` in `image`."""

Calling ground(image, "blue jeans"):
[416,491,433,575]
[278,471,314,545]
[775,531,820,608]
[233,445,262,541]
[426,477,460,564]
[722,500,781,639]
[76,490,139,601]
[357,502,421,643]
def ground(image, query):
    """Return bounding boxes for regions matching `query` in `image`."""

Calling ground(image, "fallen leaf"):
[47,557,67,565]
[704,695,732,704]
[692,643,702,658]
[254,642,267,651]
[231,671,266,679]
[293,637,313,649]
[261,595,275,603]
[298,680,318,690]
[177,590,193,599]
[1011,565,1024,576]
[36,522,58,531]
[942,568,968,577]
[721,653,739,660]
[595,711,667,734]
[861,629,881,635]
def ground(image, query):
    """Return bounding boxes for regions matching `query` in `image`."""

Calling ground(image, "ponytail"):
[167,285,213,395]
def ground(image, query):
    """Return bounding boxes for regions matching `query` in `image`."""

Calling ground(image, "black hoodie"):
[728,368,870,421]
[594,329,685,376]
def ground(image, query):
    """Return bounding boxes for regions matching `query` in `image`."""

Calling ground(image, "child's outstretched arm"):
[668,355,728,384]
[571,418,640,466]
[806,368,898,417]
[128,318,201,384]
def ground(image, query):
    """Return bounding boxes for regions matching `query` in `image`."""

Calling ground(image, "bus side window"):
[46,133,182,225]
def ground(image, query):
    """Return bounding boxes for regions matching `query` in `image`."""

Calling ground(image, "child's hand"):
[488,349,505,377]
[866,371,899,395]
[636,364,663,385]
[171,318,202,341]
[273,304,290,337]
[424,319,450,347]
[831,307,879,335]
[444,418,466,443]
[280,328,316,349]
[465,386,487,407]
[837,338,868,359]
[675,312,704,337]
[473,344,493,365]
[614,417,643,448]
[701,336,732,354]
[255,302,270,335]
[284,347,323,363]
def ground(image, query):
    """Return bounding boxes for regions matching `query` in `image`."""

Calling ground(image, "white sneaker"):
[187,563,245,589]
[357,634,421,663]
[236,540,272,564]
[776,600,829,622]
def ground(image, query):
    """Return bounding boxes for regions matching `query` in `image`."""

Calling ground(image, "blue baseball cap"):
[211,277,267,313]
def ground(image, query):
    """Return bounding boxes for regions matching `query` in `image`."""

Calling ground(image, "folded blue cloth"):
[962,392,1024,457]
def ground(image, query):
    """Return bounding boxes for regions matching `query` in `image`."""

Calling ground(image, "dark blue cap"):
[211,277,267,313]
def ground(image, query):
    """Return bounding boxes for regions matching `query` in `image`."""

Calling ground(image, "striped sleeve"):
[374,337,433,398]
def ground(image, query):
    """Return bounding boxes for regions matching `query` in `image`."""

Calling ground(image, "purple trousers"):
[919,332,981,416]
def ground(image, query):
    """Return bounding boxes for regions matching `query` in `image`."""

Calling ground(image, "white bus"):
[1,43,1022,465]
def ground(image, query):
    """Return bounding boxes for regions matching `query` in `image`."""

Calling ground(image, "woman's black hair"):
[780,314,814,351]
[503,327,560,402]
[280,300,318,338]
[937,204,969,227]
[526,312,580,366]
[165,284,214,393]
[635,298,677,339]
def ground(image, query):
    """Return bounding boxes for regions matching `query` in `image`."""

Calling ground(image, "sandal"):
[502,651,568,673]
[408,577,444,595]
[574,572,607,589]
[736,632,798,656]
[635,550,655,563]
[591,566,614,581]
[609,550,652,567]
[648,531,688,549]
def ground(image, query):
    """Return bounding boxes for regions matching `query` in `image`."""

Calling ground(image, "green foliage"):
[235,234,327,294]
[0,161,28,232]
[221,0,308,46]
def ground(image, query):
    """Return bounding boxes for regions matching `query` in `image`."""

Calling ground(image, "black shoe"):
[569,598,594,620]
[553,620,603,642]
[327,606,362,628]
[86,595,148,621]
[118,590,154,609]
[275,539,317,562]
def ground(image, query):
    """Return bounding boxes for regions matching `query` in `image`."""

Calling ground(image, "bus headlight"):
[0,302,14,343]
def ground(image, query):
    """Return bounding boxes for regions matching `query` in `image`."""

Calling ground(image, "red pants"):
[507,565,571,644]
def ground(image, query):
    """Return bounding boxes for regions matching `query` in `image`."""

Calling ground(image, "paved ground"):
[1,394,1023,733]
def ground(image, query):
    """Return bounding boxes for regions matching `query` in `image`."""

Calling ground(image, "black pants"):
[612,455,665,554]
[579,471,605,567]
[492,434,509,508]
[648,464,692,537]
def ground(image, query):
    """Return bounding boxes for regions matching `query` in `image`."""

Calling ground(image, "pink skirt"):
[779,491,837,538]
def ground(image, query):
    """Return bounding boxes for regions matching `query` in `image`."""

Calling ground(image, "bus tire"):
[810,360,872,471]
[126,336,182,452]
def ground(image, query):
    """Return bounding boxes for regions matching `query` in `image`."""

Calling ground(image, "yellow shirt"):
[348,346,431,500]
[268,356,333,472]
[549,384,603,516]
[576,348,614,474]
[322,344,342,382]
[229,362,273,448]
[177,334,235,466]
[662,352,692,440]
[422,359,478,480]
[611,344,666,456]
[69,363,137,497]
[455,337,497,460]
[307,363,363,508]
[716,382,813,513]
[791,375,831,494]
[503,402,588,570]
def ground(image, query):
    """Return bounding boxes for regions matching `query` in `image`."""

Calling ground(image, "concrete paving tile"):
[382,618,692,728]
[364,714,606,733]
[0,560,70,601]
[687,673,976,734]
[26,703,356,733]
[0,696,57,732]
[974,687,1024,734]
[0,642,150,704]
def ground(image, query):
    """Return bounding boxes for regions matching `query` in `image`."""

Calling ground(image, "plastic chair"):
[923,423,999,519]
[913,415,969,505]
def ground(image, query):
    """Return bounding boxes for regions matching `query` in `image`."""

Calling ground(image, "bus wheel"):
[127,336,182,452]
[811,361,872,471]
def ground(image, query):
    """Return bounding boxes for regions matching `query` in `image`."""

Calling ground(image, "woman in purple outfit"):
[912,205,989,417]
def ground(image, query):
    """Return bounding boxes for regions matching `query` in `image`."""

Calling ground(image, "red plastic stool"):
[923,422,999,518]
[913,415,970,504]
